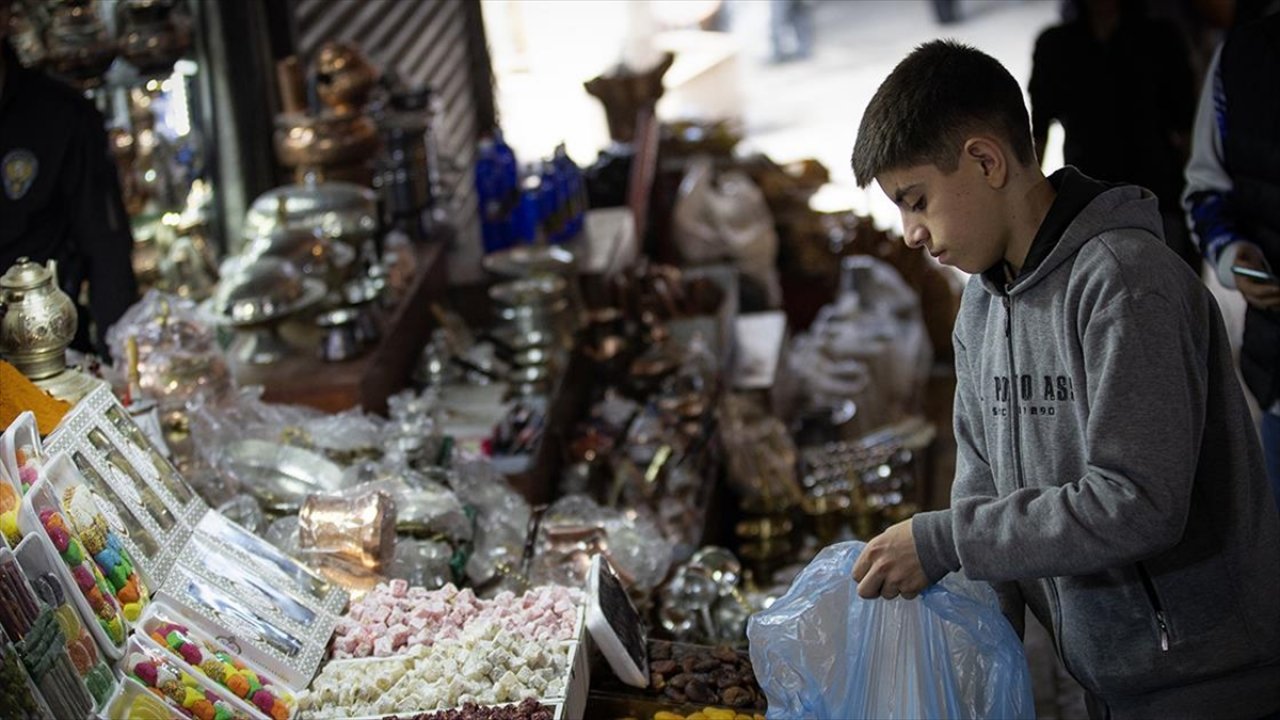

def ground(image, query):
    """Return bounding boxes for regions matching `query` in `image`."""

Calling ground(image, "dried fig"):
[723,686,753,708]
[669,673,694,689]
[712,645,739,663]
[686,680,716,704]
[693,657,720,673]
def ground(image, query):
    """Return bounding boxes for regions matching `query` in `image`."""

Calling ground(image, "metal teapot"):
[0,258,78,380]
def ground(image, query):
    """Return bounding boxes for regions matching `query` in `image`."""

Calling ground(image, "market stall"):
[0,3,968,718]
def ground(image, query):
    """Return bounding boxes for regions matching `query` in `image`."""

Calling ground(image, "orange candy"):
[118,577,140,604]
[269,702,290,720]
[191,699,215,720]
[225,672,250,698]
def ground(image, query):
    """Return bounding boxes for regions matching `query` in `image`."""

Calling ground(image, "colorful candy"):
[147,620,295,720]
[38,507,125,644]
[32,573,116,705]
[0,482,19,546]
[61,485,150,620]
[126,647,254,720]
[17,445,39,493]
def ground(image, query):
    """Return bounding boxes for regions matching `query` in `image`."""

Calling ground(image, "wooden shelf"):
[229,243,448,415]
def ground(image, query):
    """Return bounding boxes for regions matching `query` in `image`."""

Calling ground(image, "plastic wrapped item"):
[265,515,303,556]
[297,486,397,573]
[186,386,327,501]
[217,494,268,535]
[449,460,531,587]
[104,290,233,411]
[720,395,803,513]
[297,410,385,466]
[746,542,1034,720]
[387,538,455,590]
[786,257,931,440]
[672,157,782,308]
[531,494,672,596]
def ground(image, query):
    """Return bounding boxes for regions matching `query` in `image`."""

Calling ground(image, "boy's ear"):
[963,137,1008,189]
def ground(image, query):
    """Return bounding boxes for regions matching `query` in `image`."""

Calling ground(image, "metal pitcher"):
[0,258,78,380]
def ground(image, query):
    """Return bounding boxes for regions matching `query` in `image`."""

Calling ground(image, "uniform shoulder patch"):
[2,149,39,200]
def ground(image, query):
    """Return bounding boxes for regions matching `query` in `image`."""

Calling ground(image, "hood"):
[979,176,1165,298]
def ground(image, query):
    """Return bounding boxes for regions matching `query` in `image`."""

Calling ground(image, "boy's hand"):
[852,518,928,600]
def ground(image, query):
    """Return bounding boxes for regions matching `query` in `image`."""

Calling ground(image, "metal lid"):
[481,245,576,278]
[245,181,378,243]
[489,275,568,307]
[0,257,55,292]
[214,257,322,325]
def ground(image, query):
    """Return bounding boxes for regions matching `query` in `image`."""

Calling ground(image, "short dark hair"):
[851,40,1035,187]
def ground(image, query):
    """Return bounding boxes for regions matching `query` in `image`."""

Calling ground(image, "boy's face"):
[876,154,1008,274]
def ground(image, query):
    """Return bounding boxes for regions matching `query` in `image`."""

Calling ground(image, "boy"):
[849,40,1280,719]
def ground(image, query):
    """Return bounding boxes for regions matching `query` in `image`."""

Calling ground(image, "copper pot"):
[274,111,380,184]
[44,2,118,89]
[117,0,192,77]
[314,42,377,114]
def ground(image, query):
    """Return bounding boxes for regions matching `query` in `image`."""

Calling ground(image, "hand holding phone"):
[1232,265,1279,285]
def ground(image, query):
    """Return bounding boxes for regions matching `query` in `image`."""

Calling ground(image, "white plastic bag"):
[748,541,1034,719]
[673,156,782,307]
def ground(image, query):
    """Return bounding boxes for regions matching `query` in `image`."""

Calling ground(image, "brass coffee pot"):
[0,258,78,380]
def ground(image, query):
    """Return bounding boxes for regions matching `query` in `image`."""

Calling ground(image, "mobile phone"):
[1232,266,1279,284]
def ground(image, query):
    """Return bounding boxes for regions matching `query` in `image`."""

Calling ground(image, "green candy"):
[213,706,232,720]
[108,565,129,591]
[166,631,184,650]
[61,540,84,565]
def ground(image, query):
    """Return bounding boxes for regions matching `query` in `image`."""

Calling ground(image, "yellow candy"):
[653,713,684,720]
[183,686,204,707]
[704,710,734,720]
[735,715,753,720]
[128,693,173,720]
[124,602,142,622]
[0,510,19,543]
[181,672,200,687]
[687,714,708,720]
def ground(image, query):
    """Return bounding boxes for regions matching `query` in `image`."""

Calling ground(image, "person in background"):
[0,0,138,358]
[932,0,961,25]
[1030,0,1200,271]
[1183,9,1280,510]
[769,0,814,63]
[850,39,1280,719]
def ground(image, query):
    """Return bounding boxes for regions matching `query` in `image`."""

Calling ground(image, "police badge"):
[2,149,38,200]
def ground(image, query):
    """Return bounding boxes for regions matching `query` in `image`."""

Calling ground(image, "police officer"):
[0,0,137,357]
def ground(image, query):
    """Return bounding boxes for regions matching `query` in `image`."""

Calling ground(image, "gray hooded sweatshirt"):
[912,168,1280,719]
